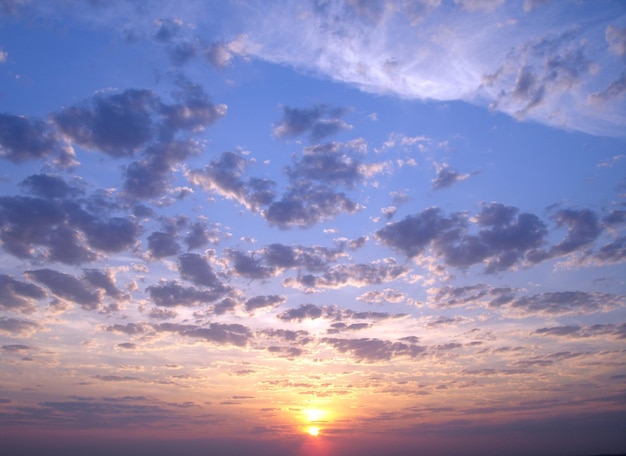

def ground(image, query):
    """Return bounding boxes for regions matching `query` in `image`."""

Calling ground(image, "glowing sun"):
[307,426,320,436]
[303,408,326,422]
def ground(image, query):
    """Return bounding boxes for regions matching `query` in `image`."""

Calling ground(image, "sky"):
[0,1,625,455]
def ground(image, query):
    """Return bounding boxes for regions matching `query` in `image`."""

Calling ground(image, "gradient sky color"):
[1,1,625,455]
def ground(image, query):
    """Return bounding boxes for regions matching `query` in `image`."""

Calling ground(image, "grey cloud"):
[105,323,150,335]
[225,249,276,280]
[535,323,626,339]
[594,235,626,264]
[245,295,286,312]
[0,195,138,264]
[484,29,592,117]
[117,342,137,350]
[19,174,80,199]
[124,140,200,200]
[431,164,470,190]
[376,203,550,272]
[261,242,343,272]
[321,337,426,362]
[606,25,626,57]
[1,343,33,352]
[53,89,156,158]
[153,18,180,43]
[205,42,233,69]
[287,141,367,187]
[357,288,406,304]
[282,259,408,292]
[260,328,311,343]
[147,231,180,258]
[588,73,626,104]
[153,322,252,347]
[25,269,100,310]
[267,345,304,359]
[147,280,225,307]
[187,151,275,211]
[178,253,225,290]
[0,316,40,336]
[326,322,370,334]
[0,114,66,164]
[212,297,237,315]
[184,220,218,251]
[0,274,45,313]
[277,303,326,321]
[82,269,124,300]
[264,182,359,229]
[498,291,624,316]
[273,105,351,142]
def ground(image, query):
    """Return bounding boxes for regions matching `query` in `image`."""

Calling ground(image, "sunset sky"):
[1,1,625,455]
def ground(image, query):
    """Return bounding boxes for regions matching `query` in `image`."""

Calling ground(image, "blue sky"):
[0,1,625,455]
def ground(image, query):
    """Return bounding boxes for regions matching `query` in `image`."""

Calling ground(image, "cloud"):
[0,316,40,336]
[534,323,626,339]
[147,231,180,259]
[0,114,71,164]
[272,105,352,142]
[376,203,553,272]
[431,163,470,190]
[287,139,371,188]
[0,195,138,264]
[430,284,624,316]
[153,322,252,347]
[282,259,408,292]
[357,288,406,304]
[19,174,81,199]
[53,89,157,158]
[276,303,326,322]
[0,274,45,313]
[321,337,425,362]
[245,294,286,312]
[263,182,360,228]
[25,269,101,310]
[178,253,225,290]
[187,151,276,211]
[147,280,226,307]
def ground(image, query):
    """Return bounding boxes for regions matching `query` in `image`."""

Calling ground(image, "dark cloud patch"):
[0,274,45,313]
[160,78,227,134]
[153,322,252,347]
[267,345,304,359]
[123,140,199,200]
[212,297,237,315]
[82,269,124,300]
[260,328,311,343]
[53,89,156,158]
[282,259,408,292]
[187,151,275,211]
[535,323,626,339]
[105,323,149,336]
[0,195,138,264]
[225,249,276,280]
[548,208,602,257]
[0,316,40,336]
[273,105,351,142]
[184,220,217,251]
[321,337,425,362]
[287,141,366,187]
[588,72,626,104]
[178,253,225,290]
[153,18,181,43]
[277,303,326,322]
[594,235,626,264]
[261,242,344,272]
[326,322,370,334]
[484,29,591,117]
[1,343,33,352]
[431,163,469,190]
[19,174,80,199]
[25,269,100,310]
[0,114,68,164]
[504,291,623,316]
[147,231,180,259]
[147,280,224,307]
[376,204,549,272]
[264,182,359,229]
[245,294,286,312]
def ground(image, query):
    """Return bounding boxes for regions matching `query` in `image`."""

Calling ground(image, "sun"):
[307,426,320,436]
[303,408,326,422]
